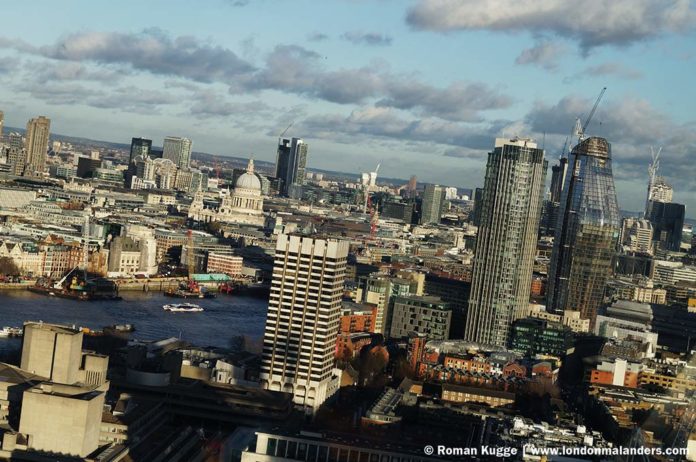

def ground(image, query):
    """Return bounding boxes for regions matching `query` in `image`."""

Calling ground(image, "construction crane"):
[278,121,294,141]
[575,86,607,142]
[645,146,663,215]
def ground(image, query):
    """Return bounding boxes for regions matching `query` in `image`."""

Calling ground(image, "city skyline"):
[0,0,694,214]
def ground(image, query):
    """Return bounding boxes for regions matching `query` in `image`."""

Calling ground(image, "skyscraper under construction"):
[547,137,620,327]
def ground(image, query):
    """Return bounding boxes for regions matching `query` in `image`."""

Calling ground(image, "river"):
[0,290,268,354]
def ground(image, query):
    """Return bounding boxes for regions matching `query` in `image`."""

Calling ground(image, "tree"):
[0,257,19,276]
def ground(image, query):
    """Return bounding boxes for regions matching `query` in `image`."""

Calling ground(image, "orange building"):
[339,303,378,334]
[530,276,545,297]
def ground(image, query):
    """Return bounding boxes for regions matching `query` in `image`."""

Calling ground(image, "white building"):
[260,234,348,411]
[162,136,192,169]
[189,159,265,227]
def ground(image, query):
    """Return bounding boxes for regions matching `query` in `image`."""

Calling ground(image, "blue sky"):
[0,0,695,215]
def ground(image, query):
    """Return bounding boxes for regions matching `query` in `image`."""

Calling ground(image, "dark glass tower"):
[129,137,152,163]
[646,201,685,251]
[547,137,620,327]
[275,137,308,196]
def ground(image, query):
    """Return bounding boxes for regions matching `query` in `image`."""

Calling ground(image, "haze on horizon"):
[0,0,694,215]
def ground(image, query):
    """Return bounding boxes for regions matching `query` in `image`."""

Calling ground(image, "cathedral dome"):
[235,158,261,191]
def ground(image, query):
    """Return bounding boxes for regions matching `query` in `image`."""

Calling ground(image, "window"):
[288,441,298,459]
[319,445,329,462]
[329,447,338,462]
[267,438,278,456]
[308,444,318,462]
[278,440,288,458]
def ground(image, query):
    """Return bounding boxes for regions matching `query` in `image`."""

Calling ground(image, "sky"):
[0,0,695,215]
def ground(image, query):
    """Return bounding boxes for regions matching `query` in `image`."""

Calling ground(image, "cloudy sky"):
[0,0,694,215]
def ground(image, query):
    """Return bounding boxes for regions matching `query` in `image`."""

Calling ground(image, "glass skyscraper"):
[547,137,621,327]
[275,137,308,196]
[465,138,547,347]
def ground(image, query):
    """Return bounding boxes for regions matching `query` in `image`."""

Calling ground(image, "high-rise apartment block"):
[547,137,620,328]
[261,234,347,411]
[420,184,446,224]
[275,138,308,196]
[465,138,546,347]
[24,116,51,175]
[162,136,192,169]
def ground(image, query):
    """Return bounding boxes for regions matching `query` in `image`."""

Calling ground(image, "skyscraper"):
[549,157,569,203]
[275,137,308,196]
[162,136,192,169]
[420,184,446,224]
[129,137,152,163]
[0,110,4,138]
[646,201,685,252]
[543,157,569,235]
[547,137,621,327]
[647,178,673,204]
[24,116,51,175]
[260,234,347,411]
[464,137,547,347]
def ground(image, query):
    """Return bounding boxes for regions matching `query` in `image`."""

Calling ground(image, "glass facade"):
[547,137,621,327]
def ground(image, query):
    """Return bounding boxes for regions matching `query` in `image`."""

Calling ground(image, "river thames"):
[0,290,268,354]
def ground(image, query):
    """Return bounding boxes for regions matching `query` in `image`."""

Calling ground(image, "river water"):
[0,290,268,354]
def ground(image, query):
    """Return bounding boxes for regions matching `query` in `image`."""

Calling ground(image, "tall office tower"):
[620,218,654,255]
[646,201,685,252]
[24,116,51,175]
[275,137,308,196]
[261,234,348,411]
[464,138,546,347]
[547,137,621,328]
[420,184,446,224]
[0,110,4,138]
[129,137,152,163]
[162,136,192,168]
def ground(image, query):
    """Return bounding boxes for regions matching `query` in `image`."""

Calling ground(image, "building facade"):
[420,184,446,225]
[162,136,192,169]
[24,116,51,175]
[389,295,451,340]
[260,234,348,411]
[465,138,547,347]
[129,137,152,163]
[276,138,308,196]
[547,137,621,328]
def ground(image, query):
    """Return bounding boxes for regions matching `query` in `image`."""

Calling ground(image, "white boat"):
[0,327,23,337]
[163,303,204,313]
